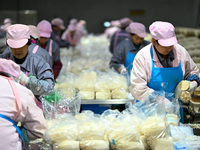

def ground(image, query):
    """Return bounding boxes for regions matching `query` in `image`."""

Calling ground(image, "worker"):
[0,18,11,53]
[0,24,54,109]
[50,17,70,48]
[28,25,40,44]
[61,24,82,48]
[0,18,12,31]
[130,21,200,122]
[2,25,52,68]
[0,58,47,150]
[104,20,121,40]
[69,18,78,26]
[77,20,88,37]
[37,20,63,80]
[109,22,150,75]
[28,25,52,67]
[109,17,133,53]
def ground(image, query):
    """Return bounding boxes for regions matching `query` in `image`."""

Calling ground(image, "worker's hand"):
[175,80,190,99]
[188,81,198,94]
[18,71,29,84]
[119,66,128,74]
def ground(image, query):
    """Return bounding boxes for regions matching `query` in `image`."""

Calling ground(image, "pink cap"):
[78,20,86,26]
[68,24,76,31]
[51,18,65,30]
[70,18,78,25]
[28,25,40,39]
[4,18,12,24]
[149,21,177,47]
[0,58,20,78]
[126,22,147,38]
[120,17,133,28]
[6,24,30,48]
[37,20,52,38]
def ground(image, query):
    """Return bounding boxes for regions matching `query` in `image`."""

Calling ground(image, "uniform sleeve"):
[20,87,47,140]
[109,41,126,72]
[130,51,154,101]
[0,47,11,58]
[26,58,54,96]
[109,32,116,53]
[53,42,61,62]
[183,48,199,79]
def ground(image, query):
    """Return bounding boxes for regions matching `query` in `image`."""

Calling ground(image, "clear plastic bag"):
[75,111,106,141]
[139,91,174,150]
[44,114,79,144]
[101,109,144,150]
[42,90,81,120]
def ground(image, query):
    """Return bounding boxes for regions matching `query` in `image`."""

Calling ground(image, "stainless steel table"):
[81,99,135,104]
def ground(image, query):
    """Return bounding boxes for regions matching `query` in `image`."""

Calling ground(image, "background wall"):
[0,0,200,34]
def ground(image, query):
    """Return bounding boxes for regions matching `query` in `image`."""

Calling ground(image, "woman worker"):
[37,20,62,80]
[0,58,47,150]
[61,24,82,48]
[109,22,150,75]
[1,25,52,68]
[0,24,54,109]
[131,21,200,122]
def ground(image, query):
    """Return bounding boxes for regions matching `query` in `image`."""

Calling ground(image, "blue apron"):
[0,114,24,150]
[147,45,184,123]
[124,42,136,75]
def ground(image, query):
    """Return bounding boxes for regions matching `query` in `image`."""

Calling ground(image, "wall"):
[0,0,199,33]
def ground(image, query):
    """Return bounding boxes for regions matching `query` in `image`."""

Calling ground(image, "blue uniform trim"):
[0,114,24,150]
[124,41,136,75]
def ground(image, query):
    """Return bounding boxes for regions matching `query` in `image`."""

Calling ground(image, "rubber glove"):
[188,81,198,94]
[26,76,54,95]
[18,71,29,84]
[119,65,128,74]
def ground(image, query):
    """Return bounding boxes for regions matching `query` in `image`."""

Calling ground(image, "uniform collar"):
[129,38,145,52]
[151,44,174,62]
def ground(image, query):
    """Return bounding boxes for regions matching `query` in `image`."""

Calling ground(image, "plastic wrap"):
[79,140,109,150]
[139,91,174,150]
[54,140,80,150]
[56,73,77,88]
[79,91,95,99]
[75,71,97,91]
[96,91,111,99]
[75,111,106,141]
[44,114,79,144]
[94,73,111,91]
[111,89,128,99]
[108,69,128,91]
[42,90,81,120]
[101,109,144,150]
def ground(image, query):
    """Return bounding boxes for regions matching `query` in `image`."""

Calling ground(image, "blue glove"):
[26,76,54,96]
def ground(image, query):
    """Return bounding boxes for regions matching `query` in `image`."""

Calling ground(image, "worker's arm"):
[21,88,47,140]
[109,41,127,73]
[130,49,154,101]
[180,45,200,84]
